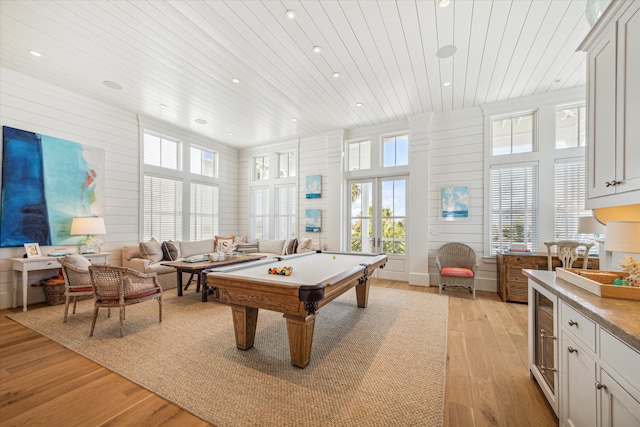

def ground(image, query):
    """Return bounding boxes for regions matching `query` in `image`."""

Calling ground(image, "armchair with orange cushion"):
[436,242,478,299]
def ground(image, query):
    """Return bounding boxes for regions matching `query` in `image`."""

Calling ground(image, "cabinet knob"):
[568,320,578,327]
[595,381,607,391]
[568,346,578,354]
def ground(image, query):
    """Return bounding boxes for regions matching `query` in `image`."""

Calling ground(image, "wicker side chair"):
[58,256,95,323]
[436,242,478,299]
[88,265,163,338]
[544,240,594,271]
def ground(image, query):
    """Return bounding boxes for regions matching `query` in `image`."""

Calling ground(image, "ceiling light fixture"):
[195,119,208,125]
[285,10,296,20]
[436,45,457,59]
[228,133,234,136]
[439,0,450,7]
[291,118,297,122]
[443,81,451,87]
[312,46,322,53]
[28,50,42,57]
[356,103,363,107]
[102,80,123,90]
[332,72,340,78]
[160,104,167,108]
[232,78,240,83]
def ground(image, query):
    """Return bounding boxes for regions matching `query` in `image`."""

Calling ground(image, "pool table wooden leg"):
[355,280,370,308]
[284,313,317,368]
[230,305,258,350]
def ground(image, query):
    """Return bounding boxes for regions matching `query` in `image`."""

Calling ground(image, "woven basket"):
[39,279,93,306]
[40,280,67,306]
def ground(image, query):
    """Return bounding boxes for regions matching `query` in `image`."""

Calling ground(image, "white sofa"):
[122,236,315,290]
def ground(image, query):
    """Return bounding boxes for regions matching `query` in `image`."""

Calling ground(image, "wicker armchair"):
[88,265,163,337]
[436,242,478,299]
[58,257,95,323]
[544,240,594,270]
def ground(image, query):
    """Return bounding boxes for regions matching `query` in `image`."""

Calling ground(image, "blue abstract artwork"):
[305,209,321,232]
[1,126,105,247]
[441,185,469,220]
[305,175,321,199]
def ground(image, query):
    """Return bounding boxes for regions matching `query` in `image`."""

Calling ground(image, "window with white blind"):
[190,183,219,241]
[554,158,594,252]
[275,184,296,239]
[142,129,219,242]
[143,175,183,241]
[489,163,539,255]
[251,187,270,239]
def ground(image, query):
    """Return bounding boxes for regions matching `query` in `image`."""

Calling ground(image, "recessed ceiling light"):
[436,44,457,59]
[160,104,167,108]
[291,118,297,122]
[439,0,450,7]
[554,79,562,83]
[443,81,451,87]
[356,102,363,107]
[228,133,234,136]
[332,72,340,78]
[312,46,322,53]
[195,119,208,125]
[232,78,240,83]
[285,10,296,20]
[29,50,41,57]
[102,80,123,90]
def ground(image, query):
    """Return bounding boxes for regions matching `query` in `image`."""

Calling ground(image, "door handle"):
[540,329,557,373]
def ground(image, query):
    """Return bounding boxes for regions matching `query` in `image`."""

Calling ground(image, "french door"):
[348,176,408,280]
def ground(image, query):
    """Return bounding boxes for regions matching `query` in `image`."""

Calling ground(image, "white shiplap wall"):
[0,68,239,309]
[427,107,494,291]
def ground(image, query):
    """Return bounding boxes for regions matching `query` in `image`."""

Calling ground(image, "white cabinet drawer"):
[600,329,640,393]
[560,301,596,352]
[27,259,60,271]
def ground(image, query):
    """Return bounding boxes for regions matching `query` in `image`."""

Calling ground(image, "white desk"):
[11,253,109,312]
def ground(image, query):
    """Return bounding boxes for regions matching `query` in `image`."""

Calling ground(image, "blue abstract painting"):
[306,175,321,199]
[1,126,105,247]
[305,209,321,232]
[441,185,469,220]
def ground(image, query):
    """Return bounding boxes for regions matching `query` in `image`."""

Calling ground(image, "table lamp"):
[70,217,106,254]
[578,216,606,239]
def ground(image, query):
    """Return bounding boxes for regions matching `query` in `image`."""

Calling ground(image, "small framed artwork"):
[305,209,322,232]
[24,242,42,258]
[439,184,470,221]
[306,175,322,199]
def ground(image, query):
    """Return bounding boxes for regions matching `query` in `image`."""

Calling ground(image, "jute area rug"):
[7,287,448,427]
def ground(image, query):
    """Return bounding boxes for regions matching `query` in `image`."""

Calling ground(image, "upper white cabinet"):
[580,0,640,209]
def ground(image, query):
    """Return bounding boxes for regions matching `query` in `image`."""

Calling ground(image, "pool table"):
[206,251,387,368]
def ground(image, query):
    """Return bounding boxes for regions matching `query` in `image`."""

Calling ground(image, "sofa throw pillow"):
[215,235,236,252]
[296,237,313,253]
[139,238,163,263]
[161,241,180,261]
[285,238,298,255]
[236,242,259,253]
[259,239,286,255]
[62,253,92,271]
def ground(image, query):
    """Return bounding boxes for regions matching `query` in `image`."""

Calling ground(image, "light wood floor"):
[0,280,558,426]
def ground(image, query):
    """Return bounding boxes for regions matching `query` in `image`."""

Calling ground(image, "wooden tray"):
[556,268,640,301]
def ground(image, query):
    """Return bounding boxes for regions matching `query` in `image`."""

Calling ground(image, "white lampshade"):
[578,216,606,235]
[70,217,107,236]
[604,221,640,254]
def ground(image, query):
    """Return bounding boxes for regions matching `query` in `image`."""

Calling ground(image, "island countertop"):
[523,269,640,353]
